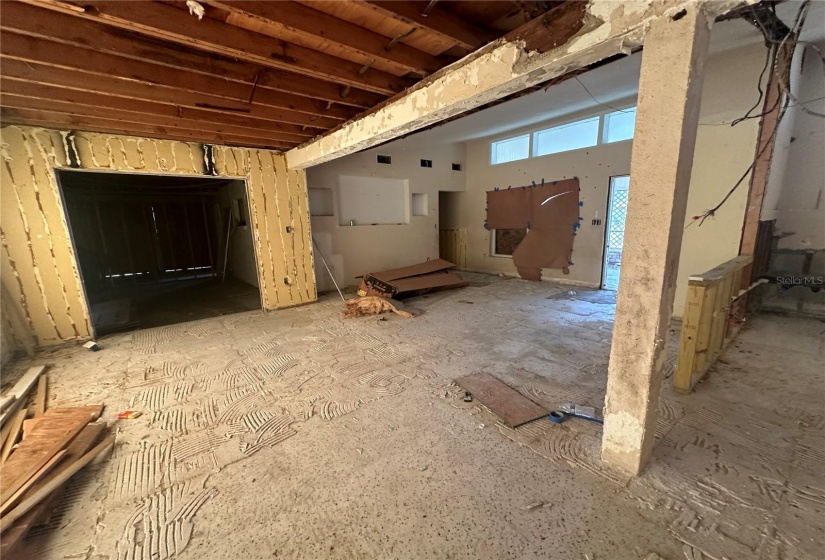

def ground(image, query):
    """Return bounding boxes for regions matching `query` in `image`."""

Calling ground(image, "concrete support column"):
[601,7,712,475]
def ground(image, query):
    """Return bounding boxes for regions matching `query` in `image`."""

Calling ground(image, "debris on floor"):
[456,372,548,428]
[552,403,603,425]
[357,259,467,298]
[0,366,113,556]
[342,296,415,319]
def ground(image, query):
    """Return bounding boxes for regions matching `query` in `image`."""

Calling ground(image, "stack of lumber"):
[0,366,113,556]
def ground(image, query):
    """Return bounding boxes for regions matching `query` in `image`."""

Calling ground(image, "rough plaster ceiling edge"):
[286,0,756,170]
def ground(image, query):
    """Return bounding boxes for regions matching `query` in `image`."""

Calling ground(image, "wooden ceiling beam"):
[20,0,413,96]
[0,80,316,139]
[359,1,497,51]
[205,0,445,76]
[0,58,338,131]
[0,108,293,150]
[0,95,311,145]
[0,32,355,124]
[286,0,600,168]
[0,1,382,109]
[504,0,588,52]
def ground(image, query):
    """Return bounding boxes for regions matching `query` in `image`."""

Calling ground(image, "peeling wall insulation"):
[486,178,580,281]
[0,125,316,347]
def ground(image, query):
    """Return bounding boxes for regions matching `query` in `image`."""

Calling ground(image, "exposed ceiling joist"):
[0,59,340,130]
[205,0,447,76]
[0,32,356,124]
[286,0,751,169]
[0,108,290,150]
[0,95,311,145]
[0,1,382,109]
[1,0,571,150]
[0,81,317,139]
[504,0,588,52]
[359,0,497,51]
[19,0,413,96]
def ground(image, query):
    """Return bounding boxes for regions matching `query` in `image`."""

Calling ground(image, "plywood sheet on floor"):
[455,372,548,427]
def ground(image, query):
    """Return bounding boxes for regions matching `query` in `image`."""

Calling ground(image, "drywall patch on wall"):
[0,125,316,348]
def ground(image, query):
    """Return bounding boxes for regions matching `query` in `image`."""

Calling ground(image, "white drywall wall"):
[305,31,767,317]
[337,175,409,226]
[307,142,465,292]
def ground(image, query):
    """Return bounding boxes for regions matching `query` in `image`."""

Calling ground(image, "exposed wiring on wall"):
[689,0,816,227]
[699,95,825,126]
[573,76,634,114]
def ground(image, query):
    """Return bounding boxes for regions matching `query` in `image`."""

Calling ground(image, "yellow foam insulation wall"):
[0,125,316,348]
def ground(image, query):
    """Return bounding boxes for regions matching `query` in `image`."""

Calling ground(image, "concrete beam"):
[601,5,713,475]
[286,0,752,170]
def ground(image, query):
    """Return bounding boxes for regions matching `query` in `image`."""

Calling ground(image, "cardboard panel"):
[486,187,531,229]
[371,259,456,282]
[486,178,580,280]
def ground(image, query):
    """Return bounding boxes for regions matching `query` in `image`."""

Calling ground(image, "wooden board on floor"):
[0,409,27,463]
[0,423,105,555]
[0,406,103,504]
[33,376,48,417]
[0,434,115,532]
[0,449,67,515]
[455,373,548,428]
[0,366,45,429]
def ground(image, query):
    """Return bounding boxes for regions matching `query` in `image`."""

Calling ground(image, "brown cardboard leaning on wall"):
[357,259,467,298]
[486,178,580,281]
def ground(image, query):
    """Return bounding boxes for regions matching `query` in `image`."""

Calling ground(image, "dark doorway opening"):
[57,170,262,335]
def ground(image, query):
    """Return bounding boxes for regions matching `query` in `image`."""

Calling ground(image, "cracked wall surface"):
[0,125,316,348]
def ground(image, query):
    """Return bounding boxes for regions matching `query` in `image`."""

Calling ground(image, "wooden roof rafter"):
[358,1,498,52]
[0,0,575,151]
[0,2,383,110]
[203,0,449,76]
[18,0,414,96]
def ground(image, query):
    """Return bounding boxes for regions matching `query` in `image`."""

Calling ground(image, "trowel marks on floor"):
[88,312,420,560]
[12,280,823,560]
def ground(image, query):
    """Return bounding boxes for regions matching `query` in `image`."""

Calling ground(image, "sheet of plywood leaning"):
[486,178,580,281]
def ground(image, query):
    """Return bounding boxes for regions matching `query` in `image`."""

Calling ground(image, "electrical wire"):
[691,0,816,227]
[699,95,825,126]
[573,76,634,114]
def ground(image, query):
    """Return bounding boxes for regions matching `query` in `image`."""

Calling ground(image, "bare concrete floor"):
[7,275,823,560]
